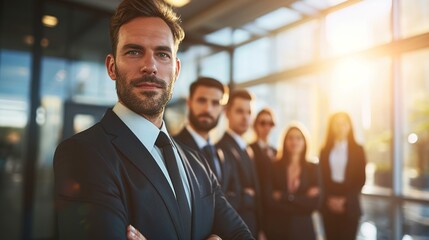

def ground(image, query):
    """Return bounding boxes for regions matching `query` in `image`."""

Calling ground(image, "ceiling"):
[1,0,350,56]
[63,0,349,50]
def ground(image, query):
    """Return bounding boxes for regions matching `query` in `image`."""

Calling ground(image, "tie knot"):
[155,131,171,148]
[204,144,215,153]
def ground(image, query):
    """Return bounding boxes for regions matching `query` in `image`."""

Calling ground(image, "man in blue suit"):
[216,90,262,238]
[173,77,240,207]
[53,0,253,239]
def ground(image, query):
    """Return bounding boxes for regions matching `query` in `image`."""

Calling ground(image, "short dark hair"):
[110,0,185,56]
[226,89,253,109]
[189,77,228,98]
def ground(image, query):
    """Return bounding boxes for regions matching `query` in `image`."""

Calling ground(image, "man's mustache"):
[197,113,214,120]
[131,75,167,88]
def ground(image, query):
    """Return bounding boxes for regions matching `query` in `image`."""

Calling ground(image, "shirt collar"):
[257,139,269,149]
[334,140,348,149]
[186,125,209,149]
[113,102,169,151]
[227,129,247,150]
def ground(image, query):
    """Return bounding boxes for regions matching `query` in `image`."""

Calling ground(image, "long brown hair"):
[278,124,309,166]
[322,112,358,152]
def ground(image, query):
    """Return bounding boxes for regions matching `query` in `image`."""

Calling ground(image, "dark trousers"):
[322,212,359,240]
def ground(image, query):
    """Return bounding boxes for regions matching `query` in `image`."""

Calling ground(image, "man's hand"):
[207,234,222,240]
[243,187,255,196]
[306,187,320,197]
[126,225,222,240]
[272,191,282,201]
[327,196,346,214]
[127,225,147,240]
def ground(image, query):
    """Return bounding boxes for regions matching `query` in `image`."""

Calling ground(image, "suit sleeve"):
[215,143,242,209]
[344,145,367,217]
[54,138,127,240]
[349,145,367,194]
[209,169,255,240]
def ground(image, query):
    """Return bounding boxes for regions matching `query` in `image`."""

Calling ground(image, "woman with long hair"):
[263,123,321,240]
[320,112,366,240]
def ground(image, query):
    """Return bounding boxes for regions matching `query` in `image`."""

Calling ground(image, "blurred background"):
[1,0,429,239]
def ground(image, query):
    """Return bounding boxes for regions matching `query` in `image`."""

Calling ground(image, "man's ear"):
[174,57,181,81]
[106,54,117,80]
[186,96,191,109]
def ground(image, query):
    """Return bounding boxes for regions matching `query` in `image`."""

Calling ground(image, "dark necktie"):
[155,132,191,237]
[203,144,222,181]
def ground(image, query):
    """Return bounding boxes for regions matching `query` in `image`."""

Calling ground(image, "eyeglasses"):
[258,120,275,127]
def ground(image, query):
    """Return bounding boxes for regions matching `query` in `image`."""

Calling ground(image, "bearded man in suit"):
[53,0,252,239]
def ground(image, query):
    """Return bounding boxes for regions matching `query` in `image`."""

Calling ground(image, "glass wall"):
[0,0,34,238]
[403,201,429,238]
[0,0,117,238]
[233,37,273,83]
[274,20,320,71]
[402,48,429,200]
[324,0,391,56]
[400,0,429,38]
[30,2,114,238]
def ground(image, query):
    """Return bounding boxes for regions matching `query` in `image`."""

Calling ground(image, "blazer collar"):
[185,125,209,149]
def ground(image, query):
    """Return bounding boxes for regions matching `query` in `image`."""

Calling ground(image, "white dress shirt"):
[186,125,222,179]
[227,129,248,150]
[329,140,348,183]
[186,125,208,149]
[113,102,191,208]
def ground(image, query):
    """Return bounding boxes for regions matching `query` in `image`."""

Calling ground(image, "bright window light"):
[254,8,301,31]
[408,133,419,144]
[42,15,58,28]
[204,28,233,46]
[165,0,190,8]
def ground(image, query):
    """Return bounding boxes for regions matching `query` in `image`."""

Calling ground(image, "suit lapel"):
[177,128,199,150]
[174,142,201,239]
[100,110,186,239]
[224,133,256,189]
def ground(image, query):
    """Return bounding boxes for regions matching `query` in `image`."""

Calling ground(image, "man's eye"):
[212,100,221,106]
[158,52,171,59]
[126,50,140,56]
[197,98,207,104]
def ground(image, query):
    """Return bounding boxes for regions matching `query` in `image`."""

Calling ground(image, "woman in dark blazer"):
[263,124,321,240]
[319,112,366,240]
[249,108,277,238]
[250,108,277,194]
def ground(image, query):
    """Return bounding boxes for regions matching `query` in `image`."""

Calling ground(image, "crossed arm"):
[126,225,222,240]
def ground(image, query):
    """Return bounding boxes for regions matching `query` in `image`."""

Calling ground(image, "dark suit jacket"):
[263,160,321,240]
[54,109,253,240]
[216,133,261,236]
[174,127,239,200]
[319,142,366,219]
[249,142,276,192]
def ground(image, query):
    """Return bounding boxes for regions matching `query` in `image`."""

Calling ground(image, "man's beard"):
[188,108,220,132]
[115,67,174,117]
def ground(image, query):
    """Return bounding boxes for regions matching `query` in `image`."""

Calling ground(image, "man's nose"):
[205,102,214,111]
[140,54,157,75]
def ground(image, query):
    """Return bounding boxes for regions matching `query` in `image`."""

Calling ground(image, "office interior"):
[1,0,429,239]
